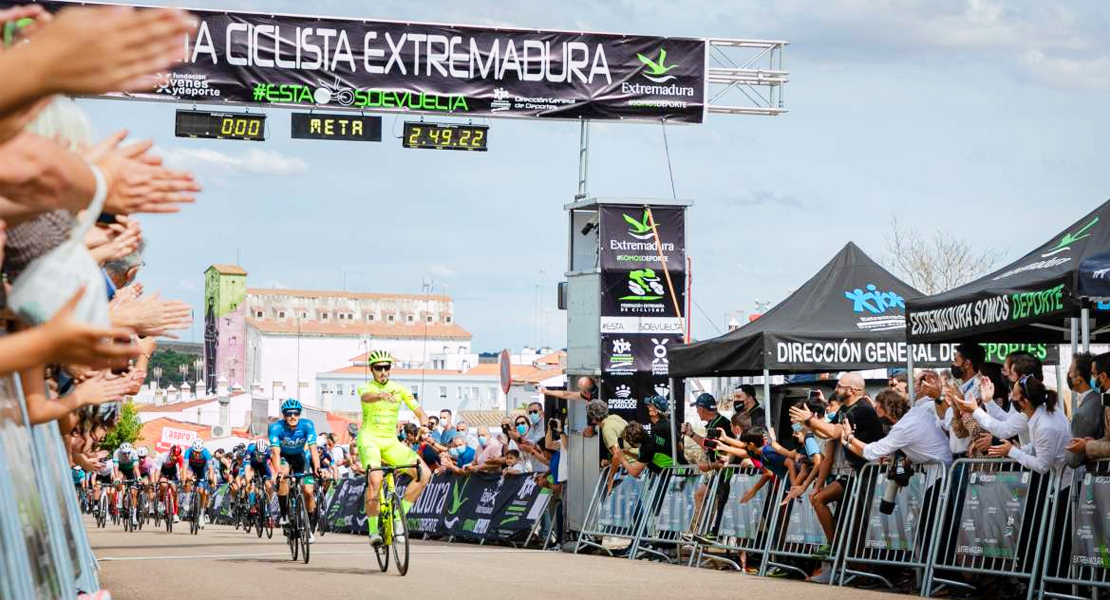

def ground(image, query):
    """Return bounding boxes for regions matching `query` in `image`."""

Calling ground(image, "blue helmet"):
[280,398,302,414]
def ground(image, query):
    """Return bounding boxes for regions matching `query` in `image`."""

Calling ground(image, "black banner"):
[601,270,685,319]
[40,2,706,123]
[312,472,545,542]
[291,112,382,141]
[599,206,685,271]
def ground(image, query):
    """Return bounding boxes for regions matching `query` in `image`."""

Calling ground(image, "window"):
[488,387,497,401]
[438,386,447,399]
[366,314,375,321]
[300,312,307,318]
[471,386,480,401]
[461,387,469,400]
[278,311,285,318]
[256,311,264,318]
[335,384,343,396]
[426,315,434,323]
[387,315,395,323]
[446,316,453,323]
[321,313,329,320]
[321,384,329,393]
[407,315,414,323]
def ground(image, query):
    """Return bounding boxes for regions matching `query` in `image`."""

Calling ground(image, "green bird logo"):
[622,210,654,240]
[1043,216,1099,257]
[637,48,678,83]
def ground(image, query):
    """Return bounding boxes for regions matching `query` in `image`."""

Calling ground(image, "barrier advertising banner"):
[32,2,707,123]
[863,472,926,552]
[1071,471,1110,568]
[655,471,700,532]
[783,494,827,546]
[955,470,1030,560]
[718,472,768,541]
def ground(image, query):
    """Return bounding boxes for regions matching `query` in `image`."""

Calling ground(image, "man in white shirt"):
[842,370,951,466]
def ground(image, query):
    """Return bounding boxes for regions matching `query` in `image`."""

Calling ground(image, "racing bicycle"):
[370,464,415,576]
[281,474,312,563]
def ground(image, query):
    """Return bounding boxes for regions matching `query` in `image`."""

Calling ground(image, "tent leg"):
[1071,317,1079,357]
[1082,308,1091,351]
[906,345,915,400]
[762,369,772,433]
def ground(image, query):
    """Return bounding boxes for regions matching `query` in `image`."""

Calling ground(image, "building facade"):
[204,264,473,407]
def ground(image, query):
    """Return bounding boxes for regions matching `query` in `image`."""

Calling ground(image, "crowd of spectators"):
[0,6,198,471]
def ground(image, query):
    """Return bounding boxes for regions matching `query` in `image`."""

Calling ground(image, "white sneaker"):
[810,567,833,584]
[368,534,383,547]
[279,516,288,526]
[173,515,180,523]
[308,532,315,544]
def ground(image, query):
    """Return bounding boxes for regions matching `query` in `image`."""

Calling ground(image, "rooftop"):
[246,288,452,303]
[207,264,247,276]
[247,318,472,340]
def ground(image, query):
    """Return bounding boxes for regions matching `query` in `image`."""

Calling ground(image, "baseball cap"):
[645,395,669,412]
[690,392,717,411]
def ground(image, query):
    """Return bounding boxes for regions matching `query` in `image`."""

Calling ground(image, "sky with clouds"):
[77,0,1110,352]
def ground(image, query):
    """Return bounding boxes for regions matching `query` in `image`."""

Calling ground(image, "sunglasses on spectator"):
[372,365,391,372]
[528,409,541,415]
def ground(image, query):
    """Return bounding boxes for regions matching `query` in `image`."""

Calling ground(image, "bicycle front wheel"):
[300,501,311,564]
[390,489,409,576]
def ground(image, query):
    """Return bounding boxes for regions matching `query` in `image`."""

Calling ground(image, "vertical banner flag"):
[599,206,686,423]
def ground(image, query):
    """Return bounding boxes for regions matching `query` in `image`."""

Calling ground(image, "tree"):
[884,216,1004,295]
[145,349,200,385]
[101,400,142,452]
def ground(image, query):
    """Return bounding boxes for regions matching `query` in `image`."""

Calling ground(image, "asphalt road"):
[88,519,917,599]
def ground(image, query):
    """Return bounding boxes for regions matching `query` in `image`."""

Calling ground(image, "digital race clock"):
[402,122,488,151]
[175,110,266,141]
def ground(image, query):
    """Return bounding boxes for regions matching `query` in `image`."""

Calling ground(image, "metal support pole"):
[1071,317,1080,357]
[1082,308,1091,351]
[762,369,772,433]
[575,119,590,200]
[906,345,915,400]
[669,377,679,465]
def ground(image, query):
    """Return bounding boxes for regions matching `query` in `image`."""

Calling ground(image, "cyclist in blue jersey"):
[242,437,275,510]
[183,439,215,526]
[269,399,321,540]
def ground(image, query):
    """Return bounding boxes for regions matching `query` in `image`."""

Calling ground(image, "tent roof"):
[906,199,1110,343]
[671,242,926,377]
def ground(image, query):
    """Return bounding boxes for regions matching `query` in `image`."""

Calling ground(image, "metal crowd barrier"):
[923,458,1056,600]
[0,373,101,600]
[629,465,702,563]
[763,466,857,581]
[689,465,784,572]
[574,467,660,556]
[1038,459,1110,600]
[835,461,948,591]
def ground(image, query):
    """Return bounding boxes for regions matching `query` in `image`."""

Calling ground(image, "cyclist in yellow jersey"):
[357,350,431,546]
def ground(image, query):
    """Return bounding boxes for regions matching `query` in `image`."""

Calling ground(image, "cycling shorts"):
[357,435,418,471]
[187,463,209,479]
[160,465,179,482]
[96,473,113,485]
[281,452,315,486]
[245,459,272,481]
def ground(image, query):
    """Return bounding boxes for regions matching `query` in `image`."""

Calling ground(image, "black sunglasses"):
[372,364,391,372]
[528,409,541,415]
[283,411,301,417]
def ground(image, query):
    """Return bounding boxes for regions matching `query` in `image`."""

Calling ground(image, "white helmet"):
[317,434,329,446]
[191,439,204,452]
[119,442,133,453]
[255,437,269,453]
[137,447,148,458]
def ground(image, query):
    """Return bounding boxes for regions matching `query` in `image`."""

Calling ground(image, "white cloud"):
[161,147,309,177]
[429,265,456,277]
[724,190,804,209]
[1019,50,1110,91]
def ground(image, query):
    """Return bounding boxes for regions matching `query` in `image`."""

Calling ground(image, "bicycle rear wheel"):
[390,490,409,576]
[189,492,200,535]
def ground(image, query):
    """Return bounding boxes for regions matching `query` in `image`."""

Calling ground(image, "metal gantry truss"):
[705,38,789,116]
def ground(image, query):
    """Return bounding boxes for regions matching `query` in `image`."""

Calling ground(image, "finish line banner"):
[39,2,707,122]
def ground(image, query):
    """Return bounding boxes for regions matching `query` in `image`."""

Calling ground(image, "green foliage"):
[146,349,200,385]
[101,400,143,452]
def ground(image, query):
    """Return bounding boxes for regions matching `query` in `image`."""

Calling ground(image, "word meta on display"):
[290,113,382,142]
[402,122,489,151]
[175,110,266,141]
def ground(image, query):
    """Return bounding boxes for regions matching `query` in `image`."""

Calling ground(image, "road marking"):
[98,548,544,562]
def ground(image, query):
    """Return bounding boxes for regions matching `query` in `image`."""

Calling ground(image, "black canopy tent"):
[905,199,1110,346]
[670,242,950,428]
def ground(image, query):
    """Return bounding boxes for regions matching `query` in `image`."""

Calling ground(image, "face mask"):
[450,447,462,457]
[950,365,964,379]
[825,412,837,423]
[516,424,528,436]
[791,423,803,433]
[529,412,541,424]
[397,433,405,442]
[478,436,487,446]
[1092,376,1102,392]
